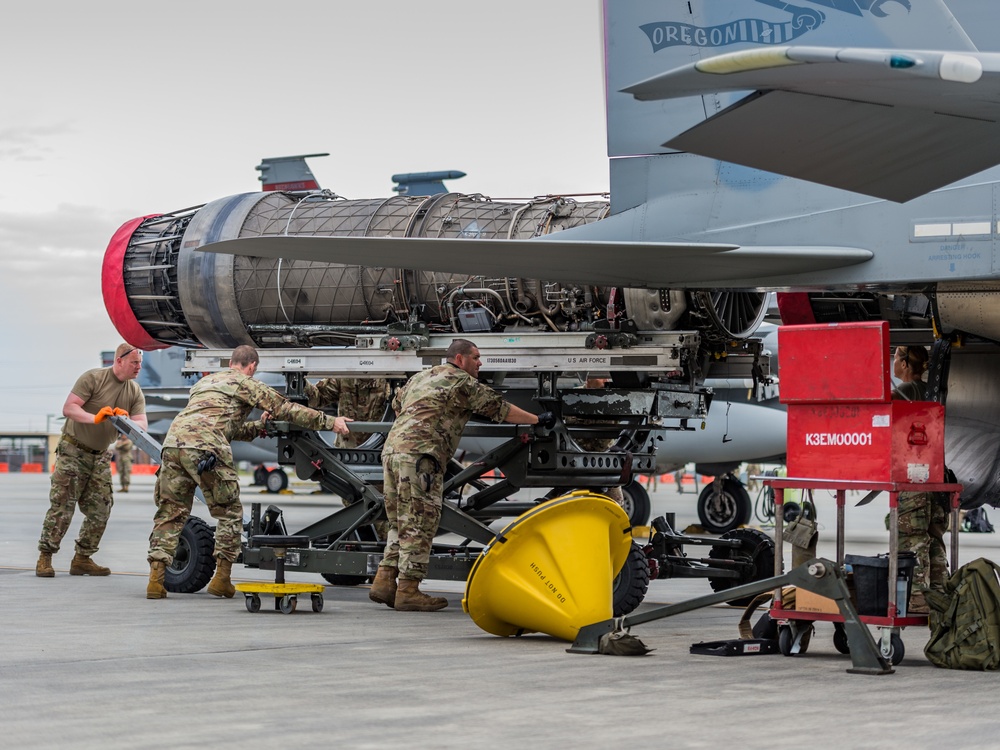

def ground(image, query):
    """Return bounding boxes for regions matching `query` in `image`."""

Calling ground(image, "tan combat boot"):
[36,552,54,578]
[206,558,236,598]
[70,554,110,576]
[394,577,448,611]
[369,565,398,608]
[147,561,168,599]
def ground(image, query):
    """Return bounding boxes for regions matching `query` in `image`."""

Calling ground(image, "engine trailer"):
[124,328,774,614]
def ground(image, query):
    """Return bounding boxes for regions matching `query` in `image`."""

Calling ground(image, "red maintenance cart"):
[766,322,962,665]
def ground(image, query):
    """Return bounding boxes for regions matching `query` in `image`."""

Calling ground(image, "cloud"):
[0,204,124,430]
[0,123,75,161]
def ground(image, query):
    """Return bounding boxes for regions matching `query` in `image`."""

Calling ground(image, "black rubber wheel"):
[882,632,905,665]
[312,592,324,612]
[833,623,851,655]
[612,543,650,616]
[619,479,651,527]
[778,624,812,656]
[279,595,297,614]
[265,468,289,493]
[707,527,775,606]
[321,573,370,586]
[245,594,261,613]
[697,477,752,534]
[165,516,216,593]
[253,465,269,486]
[778,626,795,656]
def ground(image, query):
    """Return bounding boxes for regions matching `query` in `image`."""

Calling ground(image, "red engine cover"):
[779,321,891,404]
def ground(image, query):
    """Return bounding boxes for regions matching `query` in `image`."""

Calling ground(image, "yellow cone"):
[463,491,632,642]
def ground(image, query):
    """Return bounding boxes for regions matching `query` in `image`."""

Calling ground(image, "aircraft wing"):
[203,235,871,288]
[623,47,1000,202]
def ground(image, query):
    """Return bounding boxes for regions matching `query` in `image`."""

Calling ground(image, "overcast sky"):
[0,1,607,431]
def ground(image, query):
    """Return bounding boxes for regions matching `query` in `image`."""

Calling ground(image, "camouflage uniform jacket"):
[163,369,334,457]
[305,377,391,448]
[383,363,510,468]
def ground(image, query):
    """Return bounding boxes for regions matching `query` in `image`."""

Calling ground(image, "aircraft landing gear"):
[253,465,289,493]
[697,474,752,533]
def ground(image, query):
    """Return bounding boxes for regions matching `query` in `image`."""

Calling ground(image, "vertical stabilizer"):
[256,153,329,191]
[604,0,975,160]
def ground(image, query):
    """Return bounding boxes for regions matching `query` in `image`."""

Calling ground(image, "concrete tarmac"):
[3,473,1000,749]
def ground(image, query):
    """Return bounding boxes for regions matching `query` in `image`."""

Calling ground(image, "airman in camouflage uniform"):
[306,377,393,537]
[889,345,948,614]
[114,435,134,492]
[369,338,545,612]
[305,377,391,449]
[37,343,146,578]
[145,345,352,600]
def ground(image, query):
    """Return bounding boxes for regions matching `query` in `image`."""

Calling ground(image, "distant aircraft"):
[169,0,1000,512]
[392,170,467,196]
[256,153,328,192]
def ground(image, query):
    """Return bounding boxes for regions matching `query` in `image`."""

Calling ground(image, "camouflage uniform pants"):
[896,491,949,593]
[116,452,132,489]
[380,453,443,580]
[39,438,113,556]
[147,447,243,564]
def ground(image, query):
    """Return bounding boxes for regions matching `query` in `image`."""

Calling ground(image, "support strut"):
[568,557,893,676]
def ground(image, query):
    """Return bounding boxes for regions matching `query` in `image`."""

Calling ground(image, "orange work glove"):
[112,408,130,417]
[94,406,115,423]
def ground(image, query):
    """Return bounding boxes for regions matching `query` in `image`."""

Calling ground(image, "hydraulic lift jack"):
[568,557,894,676]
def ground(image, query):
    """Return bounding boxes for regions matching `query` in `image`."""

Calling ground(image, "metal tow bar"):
[569,557,894,676]
[107,416,211,506]
[109,415,162,463]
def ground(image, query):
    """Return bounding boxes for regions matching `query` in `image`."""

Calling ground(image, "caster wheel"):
[833,624,850,655]
[311,592,324,612]
[778,626,795,656]
[881,632,905,665]
[245,594,261,613]
[778,624,811,656]
[279,595,297,614]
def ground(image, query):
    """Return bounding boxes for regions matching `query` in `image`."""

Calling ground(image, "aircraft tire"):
[696,478,752,534]
[613,543,650,617]
[619,479,651,526]
[253,465,269,486]
[165,516,216,593]
[706,527,775,606]
[265,468,289,493]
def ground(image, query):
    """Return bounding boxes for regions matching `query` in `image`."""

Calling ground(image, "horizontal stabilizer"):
[623,47,1000,202]
[203,236,872,288]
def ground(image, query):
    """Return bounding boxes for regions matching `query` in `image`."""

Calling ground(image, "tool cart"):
[766,321,962,665]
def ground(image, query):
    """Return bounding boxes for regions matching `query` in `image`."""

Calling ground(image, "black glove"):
[197,454,218,474]
[536,411,556,429]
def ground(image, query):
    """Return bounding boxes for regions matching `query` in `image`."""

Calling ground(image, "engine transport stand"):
[765,477,962,665]
[235,535,326,614]
[569,556,895,675]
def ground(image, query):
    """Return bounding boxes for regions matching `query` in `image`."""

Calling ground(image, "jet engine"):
[103,190,767,351]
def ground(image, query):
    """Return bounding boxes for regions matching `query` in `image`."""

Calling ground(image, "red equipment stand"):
[765,477,962,664]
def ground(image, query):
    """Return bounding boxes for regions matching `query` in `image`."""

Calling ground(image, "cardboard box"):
[794,587,841,615]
